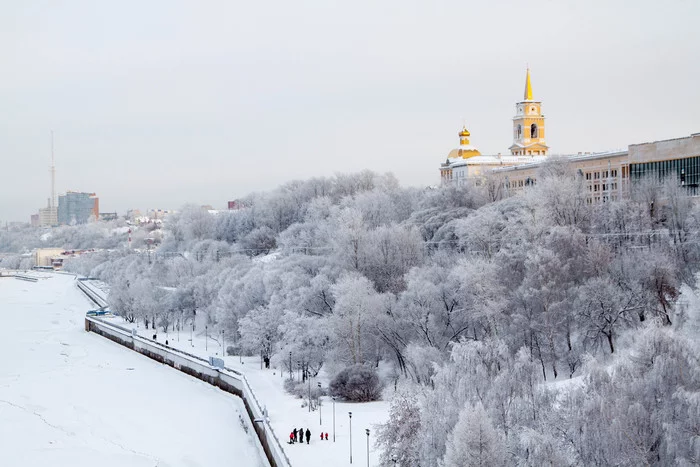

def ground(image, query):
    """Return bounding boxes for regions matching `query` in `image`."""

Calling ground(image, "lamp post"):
[308,374,311,413]
[221,329,225,356]
[332,396,336,442]
[318,382,322,425]
[366,429,370,467]
[349,411,353,464]
[191,321,194,347]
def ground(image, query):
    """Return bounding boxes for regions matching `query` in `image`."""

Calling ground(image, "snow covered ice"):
[0,273,266,467]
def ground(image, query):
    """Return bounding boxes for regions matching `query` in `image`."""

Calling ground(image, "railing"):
[78,281,291,467]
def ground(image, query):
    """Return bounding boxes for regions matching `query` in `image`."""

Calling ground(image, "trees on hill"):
[62,170,700,466]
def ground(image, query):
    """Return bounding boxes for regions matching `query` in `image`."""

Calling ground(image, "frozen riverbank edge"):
[82,301,290,467]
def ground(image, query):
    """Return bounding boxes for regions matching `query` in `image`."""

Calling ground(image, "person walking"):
[324,432,328,441]
[299,427,304,443]
[320,432,324,441]
[289,431,294,444]
[305,428,311,444]
[293,428,298,443]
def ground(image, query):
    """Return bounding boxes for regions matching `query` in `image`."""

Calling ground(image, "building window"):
[516,125,522,140]
[594,172,600,179]
[594,184,600,192]
[612,169,618,177]
[531,123,538,138]
[585,172,591,180]
[602,184,608,191]
[603,171,609,178]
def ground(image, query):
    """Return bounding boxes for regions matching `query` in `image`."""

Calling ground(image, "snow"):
[0,274,267,467]
[124,329,390,467]
[105,308,390,466]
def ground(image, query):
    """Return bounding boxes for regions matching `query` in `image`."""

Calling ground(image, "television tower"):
[50,131,56,209]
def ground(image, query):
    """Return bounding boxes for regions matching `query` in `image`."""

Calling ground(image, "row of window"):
[584,168,621,180]
[589,183,619,192]
[630,156,700,188]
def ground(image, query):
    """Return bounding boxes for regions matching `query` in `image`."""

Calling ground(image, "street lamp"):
[191,321,194,347]
[221,329,225,356]
[332,396,336,442]
[318,382,323,425]
[308,374,311,413]
[366,429,370,467]
[205,325,208,351]
[349,411,353,464]
[288,351,292,381]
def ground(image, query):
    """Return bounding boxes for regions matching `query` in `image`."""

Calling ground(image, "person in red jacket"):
[289,431,294,444]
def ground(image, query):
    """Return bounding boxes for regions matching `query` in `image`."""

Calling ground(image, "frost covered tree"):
[443,402,506,467]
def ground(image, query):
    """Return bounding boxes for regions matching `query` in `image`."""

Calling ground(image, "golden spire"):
[458,125,470,138]
[524,67,533,101]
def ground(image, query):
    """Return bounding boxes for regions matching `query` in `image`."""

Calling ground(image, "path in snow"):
[0,274,266,467]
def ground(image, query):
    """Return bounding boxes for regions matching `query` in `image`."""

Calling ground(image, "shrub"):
[329,364,382,402]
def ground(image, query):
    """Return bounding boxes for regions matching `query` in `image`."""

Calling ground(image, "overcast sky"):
[1,0,698,222]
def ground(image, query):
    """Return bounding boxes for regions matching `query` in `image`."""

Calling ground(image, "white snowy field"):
[0,273,267,467]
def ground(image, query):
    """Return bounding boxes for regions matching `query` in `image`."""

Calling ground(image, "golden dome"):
[458,126,471,137]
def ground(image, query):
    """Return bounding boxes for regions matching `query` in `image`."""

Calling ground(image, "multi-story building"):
[494,133,700,202]
[38,204,57,227]
[57,192,99,225]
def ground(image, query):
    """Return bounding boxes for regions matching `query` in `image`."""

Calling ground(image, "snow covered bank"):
[0,274,267,467]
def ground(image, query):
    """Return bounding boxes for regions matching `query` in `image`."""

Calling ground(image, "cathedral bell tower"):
[509,68,548,156]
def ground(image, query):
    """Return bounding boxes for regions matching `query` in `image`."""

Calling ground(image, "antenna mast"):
[51,131,56,209]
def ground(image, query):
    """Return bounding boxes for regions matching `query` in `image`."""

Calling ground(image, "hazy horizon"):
[1,0,699,222]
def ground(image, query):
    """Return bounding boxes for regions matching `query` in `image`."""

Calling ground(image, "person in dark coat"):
[293,428,298,443]
[305,428,311,444]
[320,432,324,440]
[325,432,328,441]
[299,427,304,442]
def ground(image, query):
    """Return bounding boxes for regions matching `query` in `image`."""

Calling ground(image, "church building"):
[439,68,549,185]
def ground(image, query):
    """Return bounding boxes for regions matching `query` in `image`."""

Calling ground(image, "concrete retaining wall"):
[85,316,291,467]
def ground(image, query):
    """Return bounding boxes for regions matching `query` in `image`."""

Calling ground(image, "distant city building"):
[30,214,39,227]
[34,248,64,268]
[126,209,142,221]
[227,200,247,210]
[99,212,118,221]
[57,192,99,225]
[38,204,58,227]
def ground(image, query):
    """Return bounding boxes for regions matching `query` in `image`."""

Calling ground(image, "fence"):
[84,315,292,467]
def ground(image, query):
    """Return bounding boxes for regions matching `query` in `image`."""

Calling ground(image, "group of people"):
[288,428,329,444]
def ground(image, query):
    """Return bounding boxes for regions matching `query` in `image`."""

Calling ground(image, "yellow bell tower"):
[509,68,548,156]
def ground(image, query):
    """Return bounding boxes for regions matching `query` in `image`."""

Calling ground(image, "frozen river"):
[0,273,267,467]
